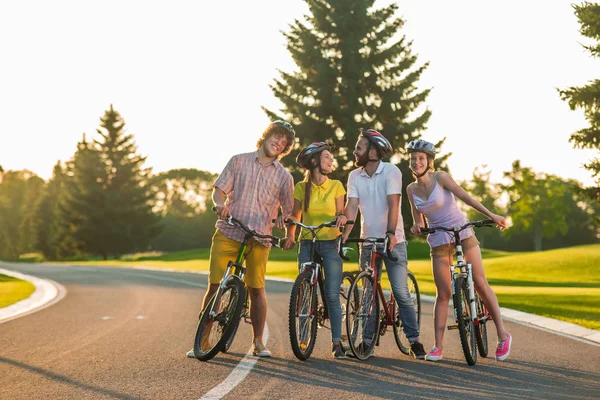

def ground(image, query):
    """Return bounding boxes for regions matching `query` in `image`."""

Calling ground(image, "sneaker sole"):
[425,355,443,361]
[410,352,426,360]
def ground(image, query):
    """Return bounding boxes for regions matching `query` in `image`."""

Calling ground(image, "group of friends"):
[186,120,513,362]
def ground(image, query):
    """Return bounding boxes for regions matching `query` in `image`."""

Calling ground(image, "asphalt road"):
[1,264,599,400]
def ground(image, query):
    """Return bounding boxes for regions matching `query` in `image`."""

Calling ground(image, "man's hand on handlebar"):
[214,204,231,220]
[274,214,289,230]
[283,236,296,250]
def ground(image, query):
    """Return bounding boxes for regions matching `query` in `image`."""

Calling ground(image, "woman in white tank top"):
[405,139,513,362]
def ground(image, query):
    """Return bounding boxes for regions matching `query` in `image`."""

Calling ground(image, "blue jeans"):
[361,241,419,341]
[298,240,343,343]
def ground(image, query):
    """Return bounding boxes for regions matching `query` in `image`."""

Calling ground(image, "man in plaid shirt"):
[187,120,296,358]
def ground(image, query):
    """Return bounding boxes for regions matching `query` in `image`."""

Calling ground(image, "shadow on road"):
[0,356,138,399]
[205,353,600,399]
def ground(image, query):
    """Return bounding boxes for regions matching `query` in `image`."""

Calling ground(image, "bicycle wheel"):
[340,271,355,341]
[454,277,477,365]
[475,294,489,357]
[289,271,318,361]
[346,270,379,360]
[393,270,422,355]
[193,276,245,361]
[222,289,248,353]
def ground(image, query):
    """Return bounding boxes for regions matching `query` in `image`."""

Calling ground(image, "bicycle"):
[192,215,284,361]
[285,218,355,360]
[420,220,493,365]
[341,236,421,360]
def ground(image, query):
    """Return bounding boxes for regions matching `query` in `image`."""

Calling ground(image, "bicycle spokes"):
[296,280,315,348]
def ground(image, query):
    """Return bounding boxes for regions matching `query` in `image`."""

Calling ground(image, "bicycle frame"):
[342,237,398,329]
[192,214,283,362]
[292,218,352,324]
[421,220,494,328]
[448,231,478,327]
[207,217,283,321]
[365,247,396,329]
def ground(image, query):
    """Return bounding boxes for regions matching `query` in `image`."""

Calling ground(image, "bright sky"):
[1,0,597,187]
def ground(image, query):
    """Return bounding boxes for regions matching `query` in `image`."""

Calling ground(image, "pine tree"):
[60,106,160,259]
[93,105,160,257]
[33,162,66,260]
[559,2,600,201]
[59,135,108,258]
[264,0,432,184]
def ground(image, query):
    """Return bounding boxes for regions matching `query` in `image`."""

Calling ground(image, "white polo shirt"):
[347,161,406,242]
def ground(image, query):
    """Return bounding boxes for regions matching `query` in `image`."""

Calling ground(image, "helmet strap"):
[415,169,428,178]
[366,141,380,162]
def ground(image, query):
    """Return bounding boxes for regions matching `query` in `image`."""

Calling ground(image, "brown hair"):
[256,123,295,159]
[303,171,312,212]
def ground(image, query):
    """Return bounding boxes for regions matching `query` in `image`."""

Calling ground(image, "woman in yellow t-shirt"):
[288,142,348,359]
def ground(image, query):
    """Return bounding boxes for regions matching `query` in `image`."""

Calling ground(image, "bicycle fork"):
[448,244,477,330]
[208,261,248,323]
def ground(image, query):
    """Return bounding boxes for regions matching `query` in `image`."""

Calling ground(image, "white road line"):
[200,325,269,400]
[0,268,67,324]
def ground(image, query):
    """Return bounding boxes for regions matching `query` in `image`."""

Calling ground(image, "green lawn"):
[4,243,600,330]
[0,274,35,308]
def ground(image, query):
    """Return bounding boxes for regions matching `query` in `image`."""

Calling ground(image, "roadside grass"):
[6,243,600,330]
[0,274,35,308]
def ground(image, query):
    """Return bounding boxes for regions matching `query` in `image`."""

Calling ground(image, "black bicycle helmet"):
[406,139,436,158]
[359,128,393,159]
[296,141,332,168]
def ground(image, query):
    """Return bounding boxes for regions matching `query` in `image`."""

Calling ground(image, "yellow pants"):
[208,230,271,289]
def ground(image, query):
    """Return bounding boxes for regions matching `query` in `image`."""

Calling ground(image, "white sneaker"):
[186,349,195,358]
[252,340,272,357]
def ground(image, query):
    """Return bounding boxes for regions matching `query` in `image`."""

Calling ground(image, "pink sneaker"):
[496,332,512,361]
[425,347,443,361]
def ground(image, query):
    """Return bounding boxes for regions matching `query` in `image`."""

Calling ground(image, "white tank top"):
[412,175,474,247]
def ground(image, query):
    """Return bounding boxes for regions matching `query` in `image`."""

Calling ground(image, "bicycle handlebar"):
[338,236,398,262]
[278,218,354,232]
[420,219,495,235]
[212,208,285,248]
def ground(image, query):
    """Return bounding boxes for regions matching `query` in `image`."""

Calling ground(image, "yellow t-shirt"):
[293,178,346,241]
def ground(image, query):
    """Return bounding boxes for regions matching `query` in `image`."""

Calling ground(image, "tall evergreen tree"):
[93,105,160,258]
[264,0,432,184]
[0,170,40,259]
[33,162,67,260]
[60,106,160,259]
[59,135,108,258]
[558,2,600,201]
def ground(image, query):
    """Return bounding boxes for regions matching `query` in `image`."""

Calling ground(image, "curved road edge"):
[0,266,67,324]
[1,263,599,346]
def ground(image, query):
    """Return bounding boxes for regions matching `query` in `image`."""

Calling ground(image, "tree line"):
[1,0,598,260]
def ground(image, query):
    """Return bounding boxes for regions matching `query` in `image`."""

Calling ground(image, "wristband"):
[386,230,395,236]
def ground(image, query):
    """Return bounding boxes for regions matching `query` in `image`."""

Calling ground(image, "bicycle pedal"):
[447,325,459,330]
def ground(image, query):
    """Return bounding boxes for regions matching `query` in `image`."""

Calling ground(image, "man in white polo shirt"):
[342,128,426,360]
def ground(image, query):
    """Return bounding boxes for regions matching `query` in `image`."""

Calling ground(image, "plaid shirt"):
[213,151,294,246]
